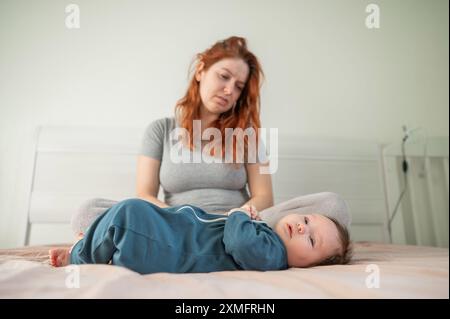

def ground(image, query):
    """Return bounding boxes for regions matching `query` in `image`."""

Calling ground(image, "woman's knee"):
[71,198,116,236]
[319,192,342,203]
[322,192,347,208]
[319,192,351,227]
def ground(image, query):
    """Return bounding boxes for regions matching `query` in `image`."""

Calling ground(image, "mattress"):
[0,242,447,298]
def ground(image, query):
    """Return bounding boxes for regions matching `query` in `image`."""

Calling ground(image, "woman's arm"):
[243,162,274,212]
[136,155,169,208]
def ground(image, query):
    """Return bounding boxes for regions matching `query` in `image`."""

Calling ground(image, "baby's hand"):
[241,204,261,220]
[227,205,261,220]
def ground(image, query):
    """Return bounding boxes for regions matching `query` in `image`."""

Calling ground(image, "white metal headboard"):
[24,126,389,245]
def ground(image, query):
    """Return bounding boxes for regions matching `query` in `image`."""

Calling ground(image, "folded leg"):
[71,197,119,237]
[259,192,351,228]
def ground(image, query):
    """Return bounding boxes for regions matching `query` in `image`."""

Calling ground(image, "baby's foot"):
[49,248,71,267]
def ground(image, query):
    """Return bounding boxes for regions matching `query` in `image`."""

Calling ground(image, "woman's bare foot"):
[49,248,71,267]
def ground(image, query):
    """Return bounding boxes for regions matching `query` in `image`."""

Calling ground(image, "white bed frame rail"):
[382,137,449,248]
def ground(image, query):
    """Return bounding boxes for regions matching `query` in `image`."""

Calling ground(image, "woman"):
[137,36,271,214]
[72,36,351,237]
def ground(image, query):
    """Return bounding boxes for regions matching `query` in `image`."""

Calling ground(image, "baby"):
[50,198,351,273]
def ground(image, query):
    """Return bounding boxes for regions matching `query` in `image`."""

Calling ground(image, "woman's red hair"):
[175,36,264,163]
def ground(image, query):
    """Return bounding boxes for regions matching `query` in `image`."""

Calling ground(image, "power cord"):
[387,126,410,243]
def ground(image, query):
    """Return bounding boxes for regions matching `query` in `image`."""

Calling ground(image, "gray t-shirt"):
[140,117,252,214]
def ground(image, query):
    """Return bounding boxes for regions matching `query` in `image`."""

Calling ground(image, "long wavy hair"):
[175,36,264,163]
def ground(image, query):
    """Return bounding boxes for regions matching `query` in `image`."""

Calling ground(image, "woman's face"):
[196,58,249,117]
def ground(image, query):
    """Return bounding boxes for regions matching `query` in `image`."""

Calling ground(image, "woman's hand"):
[227,204,261,221]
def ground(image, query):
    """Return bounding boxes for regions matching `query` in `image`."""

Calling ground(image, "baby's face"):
[274,214,341,267]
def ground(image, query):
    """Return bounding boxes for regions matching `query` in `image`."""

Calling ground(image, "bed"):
[0,242,447,298]
[1,125,448,298]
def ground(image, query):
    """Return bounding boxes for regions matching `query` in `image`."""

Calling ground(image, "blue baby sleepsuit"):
[70,198,288,274]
